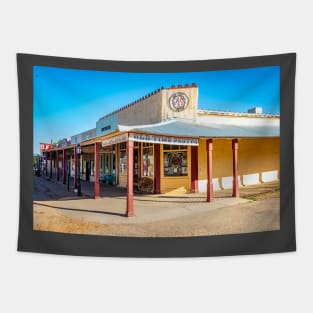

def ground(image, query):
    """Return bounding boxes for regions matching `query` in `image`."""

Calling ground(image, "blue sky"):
[33,65,280,154]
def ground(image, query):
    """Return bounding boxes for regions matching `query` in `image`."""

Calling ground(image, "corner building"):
[41,84,279,216]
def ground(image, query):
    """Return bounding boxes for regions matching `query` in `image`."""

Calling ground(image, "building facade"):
[40,84,280,216]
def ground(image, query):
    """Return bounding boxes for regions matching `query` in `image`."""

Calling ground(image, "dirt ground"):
[34,189,280,237]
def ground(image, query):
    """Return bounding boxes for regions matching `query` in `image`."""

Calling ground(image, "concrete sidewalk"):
[34,195,250,225]
[35,174,279,200]
[33,176,279,225]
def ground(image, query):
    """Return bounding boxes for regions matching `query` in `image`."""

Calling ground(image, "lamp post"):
[77,144,82,196]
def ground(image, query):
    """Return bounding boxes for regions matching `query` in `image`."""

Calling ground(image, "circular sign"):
[169,92,189,112]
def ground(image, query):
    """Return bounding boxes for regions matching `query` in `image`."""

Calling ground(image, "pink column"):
[56,151,60,181]
[191,145,199,193]
[232,139,239,197]
[49,151,52,179]
[74,147,78,189]
[126,139,134,217]
[154,144,161,194]
[94,142,100,199]
[206,139,213,202]
[62,150,66,184]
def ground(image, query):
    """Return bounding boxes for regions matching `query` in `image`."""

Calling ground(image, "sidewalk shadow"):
[33,202,126,217]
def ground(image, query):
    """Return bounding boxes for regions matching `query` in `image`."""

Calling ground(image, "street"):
[33,176,280,237]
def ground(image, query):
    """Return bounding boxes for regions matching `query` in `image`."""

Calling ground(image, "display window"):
[119,142,127,174]
[142,142,153,177]
[163,145,188,177]
[90,160,95,176]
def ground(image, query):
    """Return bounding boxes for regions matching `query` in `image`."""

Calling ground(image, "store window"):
[142,142,153,177]
[90,160,95,176]
[163,145,188,177]
[119,142,127,174]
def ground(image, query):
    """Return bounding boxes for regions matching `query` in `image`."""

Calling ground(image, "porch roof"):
[117,118,279,138]
[42,117,279,153]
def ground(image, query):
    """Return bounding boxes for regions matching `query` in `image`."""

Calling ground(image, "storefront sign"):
[169,92,189,112]
[102,134,128,147]
[40,143,53,152]
[129,133,198,146]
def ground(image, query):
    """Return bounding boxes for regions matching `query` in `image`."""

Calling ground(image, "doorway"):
[102,153,116,185]
[86,161,90,181]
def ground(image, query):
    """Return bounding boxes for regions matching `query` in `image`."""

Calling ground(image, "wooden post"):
[62,150,66,184]
[74,147,78,189]
[49,151,52,179]
[232,139,239,197]
[94,142,100,199]
[126,139,134,217]
[191,145,199,193]
[206,139,213,202]
[56,151,60,181]
[67,158,70,192]
[45,152,48,176]
[154,144,161,194]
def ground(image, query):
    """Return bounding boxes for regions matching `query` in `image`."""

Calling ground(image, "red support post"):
[191,145,199,193]
[126,139,134,217]
[74,147,78,189]
[62,150,66,184]
[94,142,101,199]
[232,139,239,197]
[206,139,213,202]
[154,144,161,194]
[49,151,52,179]
[56,151,60,181]
[45,152,48,176]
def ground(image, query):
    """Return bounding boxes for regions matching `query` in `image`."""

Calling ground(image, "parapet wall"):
[118,89,163,126]
[96,84,199,133]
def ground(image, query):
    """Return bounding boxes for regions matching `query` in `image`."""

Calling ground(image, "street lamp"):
[77,144,82,196]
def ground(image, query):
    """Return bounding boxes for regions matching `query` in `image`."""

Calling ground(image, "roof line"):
[198,109,280,118]
[98,83,198,121]
[118,118,179,131]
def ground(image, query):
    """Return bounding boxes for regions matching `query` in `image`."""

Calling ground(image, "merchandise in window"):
[119,143,127,174]
[142,143,153,177]
[163,145,188,177]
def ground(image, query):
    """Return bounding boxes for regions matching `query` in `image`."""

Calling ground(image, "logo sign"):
[169,92,189,112]
[40,143,53,152]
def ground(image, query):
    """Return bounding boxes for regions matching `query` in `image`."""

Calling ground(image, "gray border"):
[17,53,296,257]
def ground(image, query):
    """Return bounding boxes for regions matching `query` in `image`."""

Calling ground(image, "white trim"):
[198,179,221,192]
[102,134,128,147]
[118,119,176,131]
[129,132,198,146]
[197,115,280,127]
[242,173,260,185]
[261,170,279,182]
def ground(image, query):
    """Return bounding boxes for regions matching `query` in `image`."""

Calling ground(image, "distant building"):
[71,128,96,144]
[55,138,71,148]
[248,107,263,114]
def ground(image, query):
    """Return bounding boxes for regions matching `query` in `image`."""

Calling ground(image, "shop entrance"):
[86,161,90,181]
[101,153,116,185]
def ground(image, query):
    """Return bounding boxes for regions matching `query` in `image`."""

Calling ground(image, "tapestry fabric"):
[17,53,296,257]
